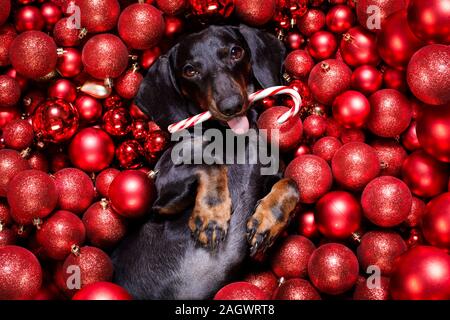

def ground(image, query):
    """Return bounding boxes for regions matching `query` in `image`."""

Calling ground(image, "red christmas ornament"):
[95,168,120,198]
[103,93,124,110]
[422,193,450,250]
[116,140,144,169]
[390,246,450,300]
[297,9,325,36]
[54,168,96,215]
[356,0,407,32]
[401,150,448,198]
[72,282,132,300]
[36,210,86,260]
[273,279,321,300]
[15,6,45,32]
[23,89,45,116]
[332,90,370,129]
[0,200,11,226]
[407,44,450,106]
[76,0,120,33]
[69,128,115,172]
[115,67,144,99]
[351,65,383,96]
[340,26,380,67]
[4,68,28,91]
[0,0,10,26]
[312,136,342,162]
[32,99,79,143]
[118,4,164,50]
[293,144,310,157]
[0,246,42,300]
[0,75,20,107]
[307,31,337,61]
[131,119,149,141]
[325,118,342,138]
[340,127,366,143]
[243,271,278,297]
[234,0,276,26]
[75,95,103,124]
[315,191,362,239]
[405,196,426,228]
[139,47,161,70]
[270,235,315,279]
[0,228,16,247]
[27,151,49,172]
[284,50,314,79]
[214,282,269,300]
[165,16,184,38]
[0,149,30,197]
[353,276,390,300]
[82,34,129,80]
[303,115,326,139]
[326,4,355,33]
[308,59,352,105]
[371,139,407,177]
[401,120,420,151]
[308,243,359,295]
[361,176,412,227]
[285,32,304,51]
[56,48,82,78]
[2,119,34,151]
[48,79,77,103]
[285,155,332,204]
[109,170,155,218]
[103,107,132,137]
[9,31,57,79]
[41,2,62,30]
[0,31,15,67]
[7,170,58,225]
[382,67,407,92]
[156,0,186,15]
[53,18,82,47]
[189,0,235,19]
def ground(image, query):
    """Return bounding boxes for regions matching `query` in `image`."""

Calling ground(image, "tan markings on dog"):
[157,201,192,215]
[189,165,232,248]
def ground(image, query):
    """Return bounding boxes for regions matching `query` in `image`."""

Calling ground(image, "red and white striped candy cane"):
[168,85,302,134]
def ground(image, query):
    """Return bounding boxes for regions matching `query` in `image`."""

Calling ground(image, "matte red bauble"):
[14,6,45,32]
[382,67,407,92]
[0,246,42,300]
[243,271,278,297]
[284,50,314,79]
[0,0,10,26]
[332,142,380,191]
[103,107,132,137]
[371,139,407,177]
[72,282,132,300]
[95,168,120,198]
[307,31,337,61]
[118,4,164,50]
[351,65,382,96]
[2,119,34,150]
[56,48,82,78]
[401,150,448,198]
[353,276,390,300]
[75,95,103,124]
[69,128,115,172]
[297,9,326,36]
[48,79,77,103]
[315,191,361,239]
[326,4,355,33]
[422,193,450,250]
[390,246,450,300]
[273,279,321,300]
[36,210,86,260]
[0,75,20,107]
[214,282,269,300]
[116,69,143,100]
[361,176,412,227]
[285,155,332,204]
[340,27,380,67]
[0,149,30,196]
[76,0,120,33]
[297,211,318,238]
[312,136,342,162]
[401,121,420,151]
[53,18,81,47]
[356,0,407,32]
[234,0,276,26]
[332,90,370,129]
[40,2,62,30]
[9,31,57,79]
[308,243,359,295]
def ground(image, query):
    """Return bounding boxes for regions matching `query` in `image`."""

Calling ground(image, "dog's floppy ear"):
[238,24,286,88]
[135,45,192,131]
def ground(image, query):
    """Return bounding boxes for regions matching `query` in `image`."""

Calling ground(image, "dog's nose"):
[218,95,243,116]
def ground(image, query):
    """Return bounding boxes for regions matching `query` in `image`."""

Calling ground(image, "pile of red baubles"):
[1,0,450,300]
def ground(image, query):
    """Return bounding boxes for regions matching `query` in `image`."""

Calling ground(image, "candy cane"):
[168,85,302,134]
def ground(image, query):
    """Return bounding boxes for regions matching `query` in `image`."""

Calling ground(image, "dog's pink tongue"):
[227,116,249,135]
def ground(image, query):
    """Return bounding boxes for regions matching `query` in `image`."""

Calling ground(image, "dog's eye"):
[230,46,244,60]
[183,65,198,78]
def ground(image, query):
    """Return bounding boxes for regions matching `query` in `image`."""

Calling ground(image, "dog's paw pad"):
[189,207,230,250]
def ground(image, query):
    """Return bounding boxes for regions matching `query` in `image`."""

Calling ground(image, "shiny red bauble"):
[285,32,304,51]
[371,139,407,177]
[285,155,332,204]
[0,107,20,129]
[234,0,276,26]
[351,65,383,96]
[95,168,120,198]
[401,121,421,151]
[326,4,354,33]
[315,191,361,239]
[109,170,155,218]
[270,235,315,279]
[72,282,132,300]
[40,2,62,30]
[332,90,370,129]
[214,282,269,300]
[390,246,450,300]
[77,0,120,33]
[308,243,359,295]
[273,279,321,300]
[139,47,161,70]
[82,34,129,80]
[407,45,450,106]
[103,107,132,137]
[53,18,81,47]
[0,149,30,197]
[0,0,10,26]
[401,150,448,198]
[189,0,235,19]
[0,75,20,107]
[9,31,57,79]
[297,211,318,238]
[2,119,34,150]
[116,69,144,100]
[340,27,380,67]
[422,193,450,250]
[312,136,342,162]
[7,170,58,225]
[36,210,86,260]
[307,31,337,61]
[0,246,42,300]
[56,48,82,78]
[48,79,77,103]
[284,50,314,79]
[75,95,103,124]
[297,9,326,36]
[14,6,45,32]
[405,196,426,228]
[243,271,278,297]
[131,119,149,141]
[69,128,115,172]
[356,0,407,32]
[362,176,412,227]
[353,276,390,300]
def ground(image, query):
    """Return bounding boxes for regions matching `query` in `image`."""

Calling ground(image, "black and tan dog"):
[112,25,299,299]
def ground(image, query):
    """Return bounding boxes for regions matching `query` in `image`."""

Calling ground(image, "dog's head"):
[135,25,286,133]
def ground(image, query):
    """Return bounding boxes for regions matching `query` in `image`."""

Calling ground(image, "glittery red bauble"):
[401,121,420,151]
[53,18,81,47]
[54,168,95,215]
[214,282,269,300]
[285,31,304,51]
[72,282,132,300]
[0,31,15,67]
[257,106,303,152]
[285,155,332,204]
[95,168,120,198]
[243,271,278,297]
[0,228,15,247]
[351,65,383,96]
[7,170,58,225]
[303,115,326,139]
[361,176,412,227]
[15,6,45,32]
[356,0,407,32]
[41,2,62,30]
[69,128,115,172]
[307,31,337,61]
[353,276,390,300]
[4,67,28,91]
[308,59,352,105]
[32,99,79,143]
[377,10,424,69]
[340,27,380,67]
[109,170,155,218]
[36,210,86,260]
[332,142,380,191]
[422,193,450,250]
[82,34,129,79]
[62,246,113,290]
[367,89,412,138]
[2,119,34,150]
[76,0,120,33]
[48,79,77,103]
[27,151,49,172]
[297,9,325,37]
[56,48,82,78]
[315,191,361,239]
[0,75,20,107]
[116,69,143,100]
[0,149,30,197]
[371,139,407,177]
[0,200,12,226]
[9,31,57,79]
[407,0,450,44]
[401,150,448,198]
[234,0,275,26]
[383,67,407,92]
[0,246,42,300]
[284,50,314,79]
[116,140,144,169]
[0,0,10,26]
[308,243,359,295]
[326,4,355,33]
[390,246,450,300]
[270,235,315,279]
[332,90,370,129]
[156,0,186,15]
[75,95,103,124]
[312,136,342,162]
[274,279,321,300]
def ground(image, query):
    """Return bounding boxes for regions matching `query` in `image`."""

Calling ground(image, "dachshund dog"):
[112,25,299,300]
